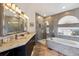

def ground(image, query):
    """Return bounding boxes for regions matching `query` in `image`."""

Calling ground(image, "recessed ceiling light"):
[62,6,66,9]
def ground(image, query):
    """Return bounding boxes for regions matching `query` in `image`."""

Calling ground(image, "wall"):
[45,8,79,41]
[26,11,36,33]
[0,4,4,36]
[16,4,36,33]
[45,16,55,37]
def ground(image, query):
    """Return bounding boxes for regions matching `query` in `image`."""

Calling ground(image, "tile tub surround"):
[46,37,79,56]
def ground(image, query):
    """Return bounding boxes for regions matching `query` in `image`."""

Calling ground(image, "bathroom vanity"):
[0,32,36,56]
[0,3,35,56]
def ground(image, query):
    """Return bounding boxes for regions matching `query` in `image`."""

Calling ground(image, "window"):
[58,16,79,37]
[58,16,79,24]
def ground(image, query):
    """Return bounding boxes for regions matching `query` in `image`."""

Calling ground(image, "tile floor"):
[32,39,64,56]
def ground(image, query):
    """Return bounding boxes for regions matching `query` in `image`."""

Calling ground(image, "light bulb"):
[62,6,66,9]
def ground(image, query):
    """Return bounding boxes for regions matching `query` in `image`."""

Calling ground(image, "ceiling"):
[16,3,79,16]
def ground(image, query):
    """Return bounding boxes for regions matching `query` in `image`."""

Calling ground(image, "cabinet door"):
[13,45,26,56]
[0,51,9,56]
[26,38,35,56]
[0,49,14,56]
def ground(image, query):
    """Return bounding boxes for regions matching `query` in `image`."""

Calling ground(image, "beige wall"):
[25,11,36,33]
[45,8,79,41]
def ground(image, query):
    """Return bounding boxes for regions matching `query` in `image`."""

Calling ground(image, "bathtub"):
[46,37,79,56]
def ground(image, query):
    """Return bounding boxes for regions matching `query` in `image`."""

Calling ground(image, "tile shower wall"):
[35,13,46,40]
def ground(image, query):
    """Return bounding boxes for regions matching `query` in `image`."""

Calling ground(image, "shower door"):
[35,13,46,40]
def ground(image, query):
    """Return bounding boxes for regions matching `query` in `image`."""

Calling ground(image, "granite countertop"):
[0,32,36,53]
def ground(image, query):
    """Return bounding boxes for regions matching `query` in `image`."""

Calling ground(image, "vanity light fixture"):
[4,3,29,20]
[12,4,16,10]
[16,6,19,13]
[6,3,11,8]
[4,3,16,14]
[4,5,9,10]
[25,16,29,20]
[21,12,24,17]
[9,8,12,12]
[9,8,16,14]
[20,14,25,20]
[21,12,28,19]
[18,8,21,14]
[24,14,29,20]
[23,13,26,17]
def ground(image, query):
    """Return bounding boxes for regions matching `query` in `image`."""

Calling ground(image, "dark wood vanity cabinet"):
[0,35,35,56]
[14,35,35,56]
[25,37,35,56]
[0,49,15,56]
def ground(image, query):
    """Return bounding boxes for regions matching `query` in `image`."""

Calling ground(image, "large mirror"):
[3,7,27,35]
